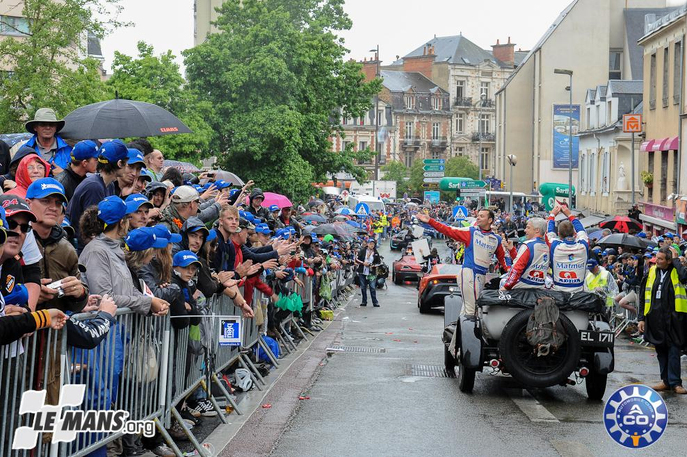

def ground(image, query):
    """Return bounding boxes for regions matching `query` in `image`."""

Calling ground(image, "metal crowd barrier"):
[0,266,369,457]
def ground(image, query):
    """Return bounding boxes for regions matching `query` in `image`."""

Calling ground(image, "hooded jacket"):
[4,145,38,182]
[35,225,88,313]
[179,217,222,298]
[79,234,152,314]
[160,199,222,233]
[6,154,51,198]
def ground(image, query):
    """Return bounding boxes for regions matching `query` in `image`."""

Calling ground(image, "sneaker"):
[188,399,218,417]
[180,407,201,425]
[182,402,201,418]
[359,303,367,307]
[151,444,176,457]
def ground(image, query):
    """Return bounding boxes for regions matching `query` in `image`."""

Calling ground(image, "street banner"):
[552,104,580,169]
[424,191,440,204]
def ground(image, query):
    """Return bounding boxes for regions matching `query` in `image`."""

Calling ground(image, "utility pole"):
[371,45,381,181]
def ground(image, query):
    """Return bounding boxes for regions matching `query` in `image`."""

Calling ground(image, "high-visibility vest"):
[585,270,614,307]
[644,266,687,315]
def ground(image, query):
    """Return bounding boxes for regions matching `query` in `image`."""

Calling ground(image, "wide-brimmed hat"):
[25,108,65,134]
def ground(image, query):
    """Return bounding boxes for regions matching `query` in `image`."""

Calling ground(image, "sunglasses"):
[7,220,32,234]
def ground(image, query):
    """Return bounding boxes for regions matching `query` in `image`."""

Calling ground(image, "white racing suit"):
[545,215,589,293]
[427,219,515,353]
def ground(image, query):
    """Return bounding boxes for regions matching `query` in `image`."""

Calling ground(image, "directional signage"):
[440,178,486,191]
[421,183,438,188]
[622,114,642,133]
[423,159,445,165]
[459,180,486,189]
[423,165,445,172]
[423,177,442,183]
[424,171,445,178]
[453,205,469,220]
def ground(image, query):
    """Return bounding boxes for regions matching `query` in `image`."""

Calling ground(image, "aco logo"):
[604,385,668,449]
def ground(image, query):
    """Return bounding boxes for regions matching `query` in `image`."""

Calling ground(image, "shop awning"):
[650,138,668,151]
[665,136,679,151]
[640,140,655,152]
[639,213,676,231]
[579,215,605,228]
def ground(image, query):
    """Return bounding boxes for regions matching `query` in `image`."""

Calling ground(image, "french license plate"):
[579,330,614,347]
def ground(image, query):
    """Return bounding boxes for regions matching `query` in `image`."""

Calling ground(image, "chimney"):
[360,55,380,82]
[403,43,435,79]
[491,36,516,67]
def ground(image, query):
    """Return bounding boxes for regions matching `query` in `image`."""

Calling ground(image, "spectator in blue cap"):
[56,140,99,200]
[125,194,154,229]
[79,195,170,316]
[25,178,89,313]
[113,148,146,198]
[67,140,129,245]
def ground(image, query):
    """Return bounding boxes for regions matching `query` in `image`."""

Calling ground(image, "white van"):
[348,195,386,213]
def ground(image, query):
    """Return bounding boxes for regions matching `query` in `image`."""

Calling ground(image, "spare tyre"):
[498,309,581,388]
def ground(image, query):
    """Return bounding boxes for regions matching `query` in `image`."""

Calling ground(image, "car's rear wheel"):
[585,369,608,401]
[393,271,401,285]
[456,348,475,393]
[498,310,580,388]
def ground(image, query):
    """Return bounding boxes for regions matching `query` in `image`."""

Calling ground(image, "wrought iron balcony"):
[471,131,496,142]
[454,97,473,107]
[430,137,448,148]
[402,137,421,148]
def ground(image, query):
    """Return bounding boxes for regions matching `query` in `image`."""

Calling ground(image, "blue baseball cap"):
[98,196,127,226]
[173,250,202,268]
[70,140,99,161]
[138,169,152,182]
[214,179,231,190]
[643,252,653,258]
[98,140,128,165]
[125,227,168,251]
[207,228,217,242]
[587,259,599,270]
[255,224,271,235]
[268,205,279,212]
[665,232,674,238]
[152,224,182,244]
[229,189,240,198]
[637,232,647,238]
[26,178,67,203]
[127,148,145,165]
[657,236,665,242]
[125,194,154,214]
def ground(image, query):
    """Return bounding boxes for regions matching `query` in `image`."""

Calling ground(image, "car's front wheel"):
[444,345,456,372]
[456,349,475,393]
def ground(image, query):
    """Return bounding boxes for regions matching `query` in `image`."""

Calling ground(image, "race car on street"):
[392,255,423,285]
[390,229,433,251]
[417,264,461,313]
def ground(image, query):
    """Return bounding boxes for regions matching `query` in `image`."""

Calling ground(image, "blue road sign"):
[453,205,469,220]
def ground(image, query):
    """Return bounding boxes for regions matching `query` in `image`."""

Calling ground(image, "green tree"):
[0,0,124,132]
[445,156,479,179]
[407,159,425,196]
[107,42,215,161]
[183,0,381,202]
[380,160,409,194]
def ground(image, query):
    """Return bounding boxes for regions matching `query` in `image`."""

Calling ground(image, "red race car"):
[417,264,462,314]
[392,255,423,285]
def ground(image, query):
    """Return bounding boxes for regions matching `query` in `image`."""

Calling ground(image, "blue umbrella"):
[588,229,605,240]
[346,220,361,228]
[336,207,354,215]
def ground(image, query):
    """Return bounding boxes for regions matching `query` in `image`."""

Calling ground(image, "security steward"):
[638,246,687,394]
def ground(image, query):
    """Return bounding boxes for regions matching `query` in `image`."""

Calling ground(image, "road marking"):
[551,440,595,457]
[505,388,559,423]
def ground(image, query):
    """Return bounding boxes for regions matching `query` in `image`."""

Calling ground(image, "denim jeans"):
[359,273,378,306]
[656,343,682,387]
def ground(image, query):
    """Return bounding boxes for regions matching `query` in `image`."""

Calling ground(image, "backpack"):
[525,296,567,356]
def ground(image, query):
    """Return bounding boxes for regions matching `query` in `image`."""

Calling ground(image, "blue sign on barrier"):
[453,205,469,220]
[355,202,371,216]
[219,318,242,346]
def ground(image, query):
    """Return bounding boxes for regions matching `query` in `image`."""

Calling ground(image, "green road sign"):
[440,177,486,191]
[423,159,445,165]
[423,165,445,172]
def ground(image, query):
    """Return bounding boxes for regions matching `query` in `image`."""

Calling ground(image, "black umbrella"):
[60,99,192,139]
[312,224,339,236]
[597,233,646,250]
[308,199,325,208]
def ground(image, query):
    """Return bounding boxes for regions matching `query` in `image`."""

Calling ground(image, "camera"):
[47,280,65,298]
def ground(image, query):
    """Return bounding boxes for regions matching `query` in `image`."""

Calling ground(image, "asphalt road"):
[268,239,687,457]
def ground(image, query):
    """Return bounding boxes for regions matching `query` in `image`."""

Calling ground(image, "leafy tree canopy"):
[445,156,479,180]
[107,42,215,161]
[380,160,409,194]
[0,0,124,132]
[183,0,381,202]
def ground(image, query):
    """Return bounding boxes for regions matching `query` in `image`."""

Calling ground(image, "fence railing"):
[1,265,355,456]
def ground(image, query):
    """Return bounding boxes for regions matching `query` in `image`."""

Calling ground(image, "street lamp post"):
[477,93,487,183]
[554,69,574,206]
[370,45,381,181]
[507,154,517,211]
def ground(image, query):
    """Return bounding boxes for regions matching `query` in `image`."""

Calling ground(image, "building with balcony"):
[577,80,643,218]
[637,4,686,235]
[388,36,525,177]
[495,0,671,197]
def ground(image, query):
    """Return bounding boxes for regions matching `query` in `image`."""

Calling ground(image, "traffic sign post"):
[423,165,445,172]
[423,159,445,165]
[453,205,469,220]
[423,177,442,183]
[423,171,444,178]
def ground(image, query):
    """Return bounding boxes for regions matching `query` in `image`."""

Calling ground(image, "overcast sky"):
[100,0,685,74]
